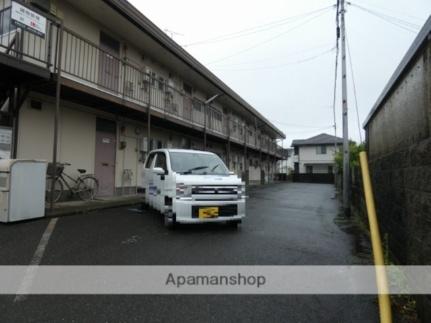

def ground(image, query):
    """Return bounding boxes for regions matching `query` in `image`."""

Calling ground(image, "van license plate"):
[198,207,219,218]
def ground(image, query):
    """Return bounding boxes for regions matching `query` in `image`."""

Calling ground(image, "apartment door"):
[98,32,120,92]
[95,119,117,196]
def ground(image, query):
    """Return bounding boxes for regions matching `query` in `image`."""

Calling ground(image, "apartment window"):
[316,145,327,154]
[306,165,313,174]
[294,146,299,155]
[0,8,16,35]
[328,166,333,174]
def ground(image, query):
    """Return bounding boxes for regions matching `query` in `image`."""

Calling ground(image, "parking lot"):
[0,183,378,322]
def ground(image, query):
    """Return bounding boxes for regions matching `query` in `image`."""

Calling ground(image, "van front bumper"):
[173,198,245,224]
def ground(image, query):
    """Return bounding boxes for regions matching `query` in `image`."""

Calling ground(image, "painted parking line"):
[14,218,59,302]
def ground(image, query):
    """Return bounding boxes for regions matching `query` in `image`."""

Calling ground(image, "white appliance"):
[0,159,47,223]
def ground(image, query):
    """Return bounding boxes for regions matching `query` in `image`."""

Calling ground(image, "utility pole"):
[340,0,350,215]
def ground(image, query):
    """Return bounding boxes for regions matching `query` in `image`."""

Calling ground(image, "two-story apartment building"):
[291,133,342,177]
[0,0,286,197]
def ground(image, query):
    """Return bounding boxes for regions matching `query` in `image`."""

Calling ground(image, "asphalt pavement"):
[0,182,378,322]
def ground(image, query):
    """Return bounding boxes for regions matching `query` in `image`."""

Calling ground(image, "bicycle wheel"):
[46,177,63,203]
[77,176,99,201]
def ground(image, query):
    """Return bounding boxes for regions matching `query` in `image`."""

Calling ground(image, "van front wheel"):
[164,211,176,229]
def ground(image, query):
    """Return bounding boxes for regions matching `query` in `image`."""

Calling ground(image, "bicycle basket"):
[47,163,64,177]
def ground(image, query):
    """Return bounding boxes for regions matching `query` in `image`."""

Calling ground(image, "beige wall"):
[17,95,148,191]
[298,145,337,173]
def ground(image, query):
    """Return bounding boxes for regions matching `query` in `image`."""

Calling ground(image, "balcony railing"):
[0,1,283,157]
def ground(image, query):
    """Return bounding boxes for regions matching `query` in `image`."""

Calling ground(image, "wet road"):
[0,182,377,322]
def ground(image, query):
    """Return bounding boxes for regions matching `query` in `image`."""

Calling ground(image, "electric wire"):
[349,2,421,28]
[182,5,335,47]
[348,0,424,23]
[346,33,363,143]
[349,3,420,33]
[206,8,334,65]
[211,42,334,67]
[332,0,340,143]
[212,46,335,71]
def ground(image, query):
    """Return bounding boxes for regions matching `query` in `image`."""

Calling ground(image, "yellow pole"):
[359,151,392,323]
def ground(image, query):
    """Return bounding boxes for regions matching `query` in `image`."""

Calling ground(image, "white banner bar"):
[0,266,430,295]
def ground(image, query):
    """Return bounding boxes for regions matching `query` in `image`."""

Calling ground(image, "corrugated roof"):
[291,133,343,146]
[363,15,431,127]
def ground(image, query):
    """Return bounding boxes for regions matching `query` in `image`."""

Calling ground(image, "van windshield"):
[169,152,229,175]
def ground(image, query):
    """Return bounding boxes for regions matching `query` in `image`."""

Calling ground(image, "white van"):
[142,149,246,228]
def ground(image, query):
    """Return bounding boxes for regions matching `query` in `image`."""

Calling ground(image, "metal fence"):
[0,0,58,69]
[0,1,284,157]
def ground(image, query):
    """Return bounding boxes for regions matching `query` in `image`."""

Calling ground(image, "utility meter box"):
[0,159,48,223]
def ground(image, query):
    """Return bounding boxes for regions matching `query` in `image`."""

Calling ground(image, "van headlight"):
[237,184,246,198]
[176,183,192,197]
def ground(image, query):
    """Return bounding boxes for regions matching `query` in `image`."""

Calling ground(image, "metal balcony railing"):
[0,1,282,157]
[0,0,58,69]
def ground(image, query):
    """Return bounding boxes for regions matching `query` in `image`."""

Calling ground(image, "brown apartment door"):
[98,32,120,92]
[95,119,117,196]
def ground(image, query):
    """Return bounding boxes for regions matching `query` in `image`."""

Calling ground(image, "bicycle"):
[46,162,99,203]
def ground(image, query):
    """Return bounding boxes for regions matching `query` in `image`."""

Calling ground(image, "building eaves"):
[291,133,343,147]
[102,0,286,139]
[363,15,431,128]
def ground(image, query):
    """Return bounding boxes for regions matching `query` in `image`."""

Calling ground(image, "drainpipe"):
[226,111,231,167]
[147,74,152,152]
[243,123,248,184]
[50,22,64,210]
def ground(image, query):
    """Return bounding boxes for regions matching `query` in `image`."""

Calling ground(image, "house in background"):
[291,133,342,182]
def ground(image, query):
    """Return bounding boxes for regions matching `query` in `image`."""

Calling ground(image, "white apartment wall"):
[17,98,96,183]
[17,95,147,191]
[298,145,338,173]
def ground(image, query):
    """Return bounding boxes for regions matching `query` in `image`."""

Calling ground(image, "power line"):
[349,3,420,33]
[349,2,421,29]
[332,0,340,143]
[212,47,335,71]
[285,126,335,135]
[182,5,335,47]
[206,8,334,65]
[346,33,363,143]
[268,119,335,128]
[211,42,334,67]
[348,0,424,23]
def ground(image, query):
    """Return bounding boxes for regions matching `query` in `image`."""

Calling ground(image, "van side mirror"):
[153,167,165,175]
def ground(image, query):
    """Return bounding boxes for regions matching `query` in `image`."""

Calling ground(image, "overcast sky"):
[129,0,430,147]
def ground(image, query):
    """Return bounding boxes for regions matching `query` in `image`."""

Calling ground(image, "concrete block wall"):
[364,38,431,321]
